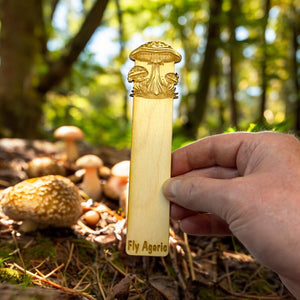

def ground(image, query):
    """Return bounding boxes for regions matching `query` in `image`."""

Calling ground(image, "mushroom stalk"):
[82,168,101,201]
[65,139,79,162]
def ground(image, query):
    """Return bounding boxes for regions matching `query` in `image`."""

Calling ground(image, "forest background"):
[0,0,299,150]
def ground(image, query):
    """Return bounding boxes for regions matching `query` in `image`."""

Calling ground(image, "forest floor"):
[0,138,295,300]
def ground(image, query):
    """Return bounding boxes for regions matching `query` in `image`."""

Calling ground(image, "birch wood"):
[126,41,181,256]
[126,97,173,256]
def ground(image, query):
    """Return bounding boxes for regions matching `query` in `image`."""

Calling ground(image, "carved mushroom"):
[1,175,83,232]
[129,41,181,98]
[128,66,148,82]
[165,72,179,85]
[54,126,84,162]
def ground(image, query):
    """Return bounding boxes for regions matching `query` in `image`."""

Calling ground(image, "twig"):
[43,263,65,279]
[169,238,186,290]
[242,264,264,293]
[104,254,145,284]
[64,242,74,273]
[14,263,96,300]
[183,232,195,281]
[73,268,90,290]
[160,257,171,277]
[95,264,107,300]
[132,276,146,300]
[223,260,233,293]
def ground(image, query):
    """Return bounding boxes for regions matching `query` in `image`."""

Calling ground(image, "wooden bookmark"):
[126,41,181,256]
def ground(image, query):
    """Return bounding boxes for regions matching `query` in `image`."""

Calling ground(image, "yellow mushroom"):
[1,175,83,232]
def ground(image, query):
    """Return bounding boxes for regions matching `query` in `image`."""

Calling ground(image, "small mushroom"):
[1,175,83,232]
[54,126,84,162]
[82,210,100,227]
[128,66,148,82]
[103,160,130,204]
[75,154,103,201]
[26,157,66,178]
[165,72,179,85]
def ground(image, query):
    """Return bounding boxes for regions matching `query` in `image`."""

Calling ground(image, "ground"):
[0,138,295,300]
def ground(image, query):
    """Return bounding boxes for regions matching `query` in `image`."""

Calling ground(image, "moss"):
[23,238,56,263]
[0,267,22,284]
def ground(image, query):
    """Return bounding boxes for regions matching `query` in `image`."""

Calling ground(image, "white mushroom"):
[54,126,84,162]
[75,154,103,201]
[103,160,130,209]
[1,175,83,232]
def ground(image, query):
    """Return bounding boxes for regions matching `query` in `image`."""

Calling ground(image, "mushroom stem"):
[65,140,79,162]
[82,168,101,201]
[20,220,39,233]
[147,63,164,95]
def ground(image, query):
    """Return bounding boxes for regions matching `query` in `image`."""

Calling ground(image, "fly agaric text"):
[127,240,168,255]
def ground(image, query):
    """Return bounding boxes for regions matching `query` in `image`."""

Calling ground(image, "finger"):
[171,132,253,176]
[170,203,201,220]
[182,166,239,179]
[179,213,232,236]
[163,176,240,222]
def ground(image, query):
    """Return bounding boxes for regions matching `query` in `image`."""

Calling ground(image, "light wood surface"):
[126,41,181,256]
[126,97,173,256]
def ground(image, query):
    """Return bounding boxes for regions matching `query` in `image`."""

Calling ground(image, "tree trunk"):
[292,3,300,133]
[258,0,271,124]
[0,0,44,138]
[228,0,239,128]
[184,0,222,138]
[0,0,109,138]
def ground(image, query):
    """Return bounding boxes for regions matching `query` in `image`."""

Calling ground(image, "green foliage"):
[3,0,295,144]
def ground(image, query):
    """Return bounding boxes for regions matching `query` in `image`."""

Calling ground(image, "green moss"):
[0,267,22,284]
[23,238,56,263]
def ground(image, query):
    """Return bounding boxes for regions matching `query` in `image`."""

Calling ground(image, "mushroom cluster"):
[128,41,181,99]
[1,175,83,232]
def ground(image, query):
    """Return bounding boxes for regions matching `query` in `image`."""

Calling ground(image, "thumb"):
[163,176,240,223]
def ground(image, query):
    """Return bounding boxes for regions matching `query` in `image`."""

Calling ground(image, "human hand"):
[163,132,300,297]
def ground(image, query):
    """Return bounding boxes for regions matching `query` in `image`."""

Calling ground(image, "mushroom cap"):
[111,160,130,178]
[54,126,84,141]
[1,175,83,228]
[128,66,148,82]
[75,154,103,169]
[27,157,66,178]
[129,41,181,64]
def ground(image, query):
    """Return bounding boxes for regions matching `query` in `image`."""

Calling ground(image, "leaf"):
[106,274,134,300]
[149,275,180,300]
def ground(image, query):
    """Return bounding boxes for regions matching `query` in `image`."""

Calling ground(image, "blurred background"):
[0,0,299,149]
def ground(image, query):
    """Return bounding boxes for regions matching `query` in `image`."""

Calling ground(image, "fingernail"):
[163,178,180,200]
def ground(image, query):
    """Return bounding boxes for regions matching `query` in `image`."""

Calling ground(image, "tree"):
[228,0,239,128]
[183,0,223,139]
[0,0,109,138]
[291,2,300,133]
[258,0,271,124]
